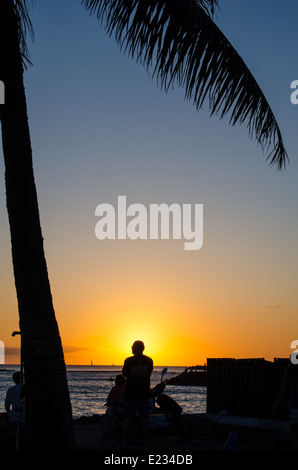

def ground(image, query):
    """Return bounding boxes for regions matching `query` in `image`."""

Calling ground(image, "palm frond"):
[13,0,35,68]
[82,0,288,169]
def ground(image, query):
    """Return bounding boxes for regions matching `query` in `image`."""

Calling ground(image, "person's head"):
[132,340,145,356]
[12,371,20,384]
[115,374,125,386]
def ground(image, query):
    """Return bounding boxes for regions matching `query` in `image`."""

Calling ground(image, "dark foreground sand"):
[74,412,291,452]
[0,413,291,452]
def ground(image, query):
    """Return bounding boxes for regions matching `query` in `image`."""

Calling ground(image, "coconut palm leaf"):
[82,0,288,169]
[12,0,35,68]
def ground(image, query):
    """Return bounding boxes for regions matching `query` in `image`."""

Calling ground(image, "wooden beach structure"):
[206,358,289,420]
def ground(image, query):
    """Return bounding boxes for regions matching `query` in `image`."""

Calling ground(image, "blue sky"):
[0,0,297,365]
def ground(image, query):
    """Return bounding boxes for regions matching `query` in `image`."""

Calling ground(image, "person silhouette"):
[5,371,25,424]
[106,374,125,417]
[120,340,153,448]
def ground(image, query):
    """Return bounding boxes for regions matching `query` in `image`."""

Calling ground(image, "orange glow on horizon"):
[1,233,294,367]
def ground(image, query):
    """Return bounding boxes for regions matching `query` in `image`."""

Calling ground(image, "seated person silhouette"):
[106,373,125,417]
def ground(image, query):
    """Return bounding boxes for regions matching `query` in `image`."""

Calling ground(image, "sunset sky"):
[0,0,297,366]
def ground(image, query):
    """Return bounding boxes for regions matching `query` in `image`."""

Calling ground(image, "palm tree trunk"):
[0,0,74,449]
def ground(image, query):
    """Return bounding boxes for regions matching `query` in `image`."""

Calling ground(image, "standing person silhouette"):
[5,371,25,424]
[121,340,153,449]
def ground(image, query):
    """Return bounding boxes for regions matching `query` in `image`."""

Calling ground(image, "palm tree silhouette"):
[0,0,288,449]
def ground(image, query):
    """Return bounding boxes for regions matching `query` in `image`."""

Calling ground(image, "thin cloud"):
[4,347,20,356]
[3,345,90,356]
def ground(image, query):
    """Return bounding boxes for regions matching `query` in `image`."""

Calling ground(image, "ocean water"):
[0,365,206,418]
